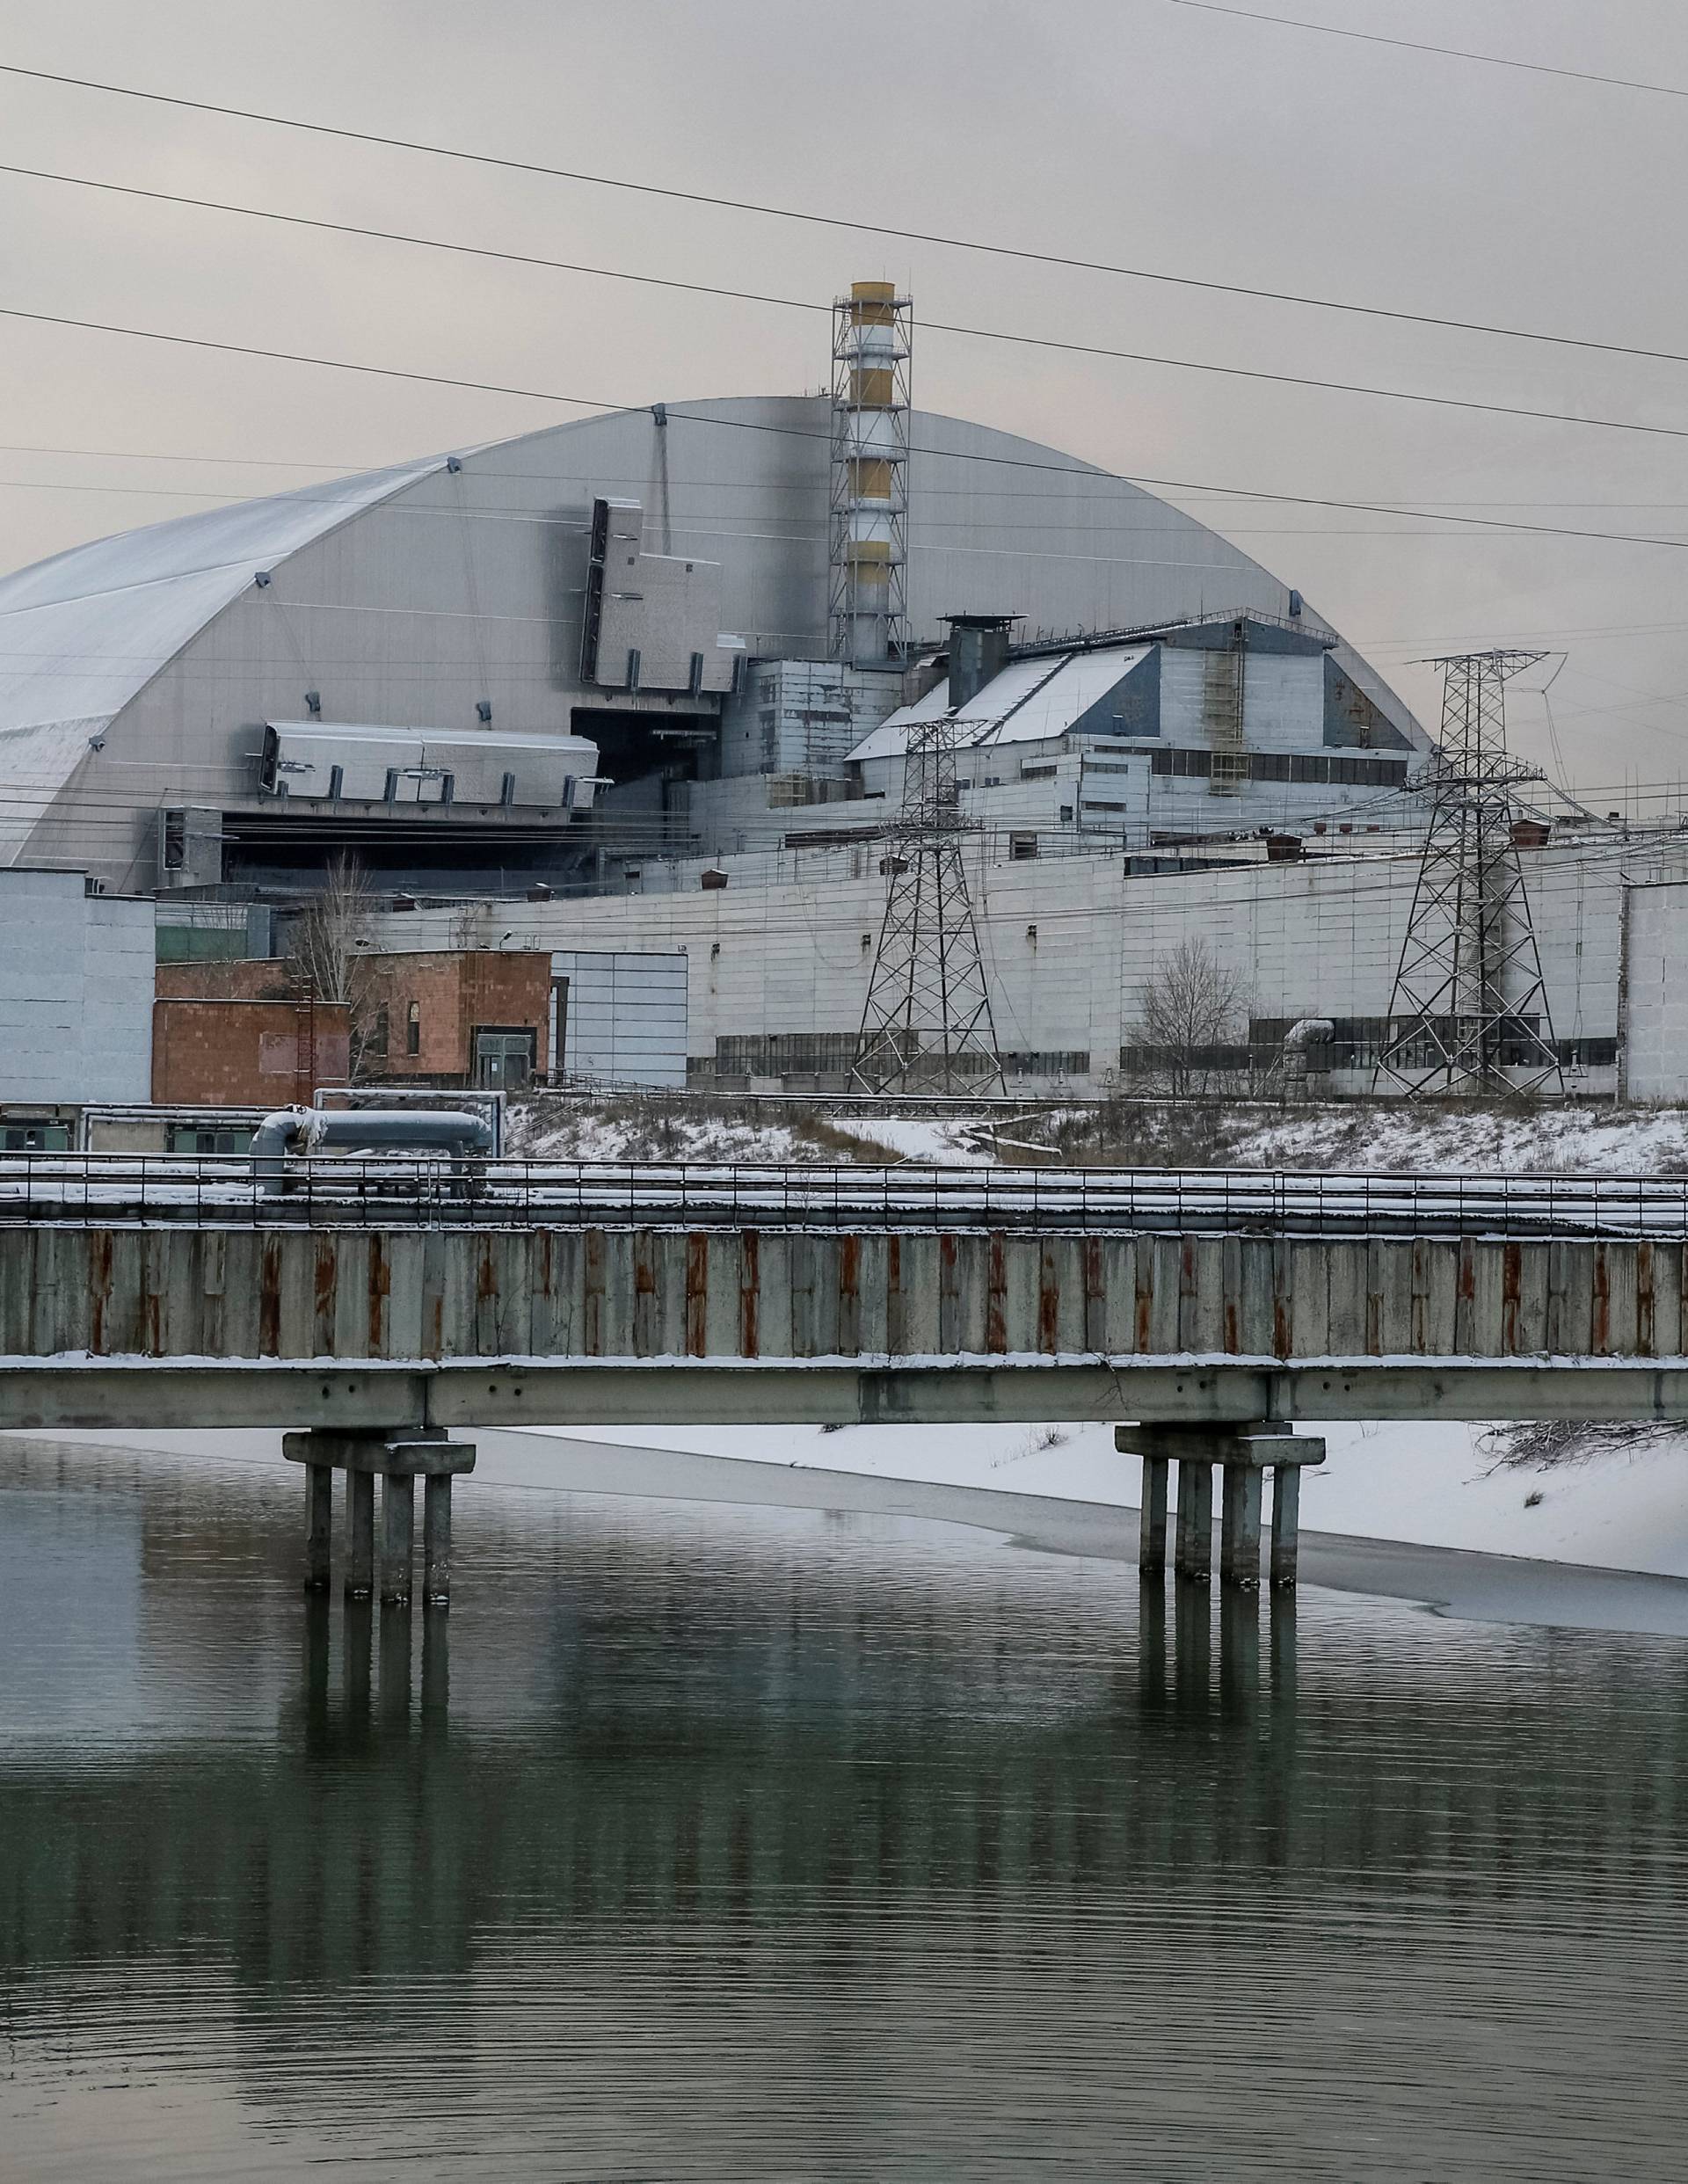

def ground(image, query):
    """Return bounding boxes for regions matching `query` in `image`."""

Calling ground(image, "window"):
[472,1028,537,1091]
[406,1000,421,1057]
[370,1003,389,1059]
[2,1121,70,1152]
[165,1124,253,1155]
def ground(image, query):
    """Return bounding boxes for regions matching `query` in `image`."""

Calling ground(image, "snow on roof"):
[0,454,447,854]
[848,645,1152,762]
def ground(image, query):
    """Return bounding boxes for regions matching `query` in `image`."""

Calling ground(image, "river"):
[3,1430,1686,2180]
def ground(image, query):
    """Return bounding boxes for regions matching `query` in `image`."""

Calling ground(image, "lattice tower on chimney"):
[828,281,912,665]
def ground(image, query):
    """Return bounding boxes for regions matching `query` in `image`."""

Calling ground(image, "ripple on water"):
[2,1436,1687,2180]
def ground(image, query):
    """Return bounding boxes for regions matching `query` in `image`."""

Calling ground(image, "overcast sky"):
[1,0,1685,800]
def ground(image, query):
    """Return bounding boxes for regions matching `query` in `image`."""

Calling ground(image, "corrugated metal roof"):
[848,645,1152,761]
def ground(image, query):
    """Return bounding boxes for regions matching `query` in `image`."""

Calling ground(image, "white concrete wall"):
[1621,882,1688,1101]
[367,834,1671,1095]
[0,870,153,1103]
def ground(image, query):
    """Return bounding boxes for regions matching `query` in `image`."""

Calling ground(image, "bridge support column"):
[1220,1465,1262,1590]
[424,1474,453,1609]
[303,1462,333,1593]
[346,1471,375,1601]
[1118,1424,1326,1591]
[381,1474,413,1606]
[1139,1456,1169,1576]
[284,1429,477,1610]
[1270,1464,1303,1591]
[1174,1460,1213,1583]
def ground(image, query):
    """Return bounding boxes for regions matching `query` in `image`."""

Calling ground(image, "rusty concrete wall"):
[0,1227,1681,1365]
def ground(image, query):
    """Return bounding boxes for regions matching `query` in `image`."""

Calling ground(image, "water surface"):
[3,1432,1686,2180]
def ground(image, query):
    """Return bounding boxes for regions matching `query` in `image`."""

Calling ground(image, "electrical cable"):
[4,302,1688,556]
[1167,3,1688,101]
[0,57,1684,366]
[6,162,1688,445]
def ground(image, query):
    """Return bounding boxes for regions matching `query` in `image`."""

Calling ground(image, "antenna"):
[1373,650,1563,1099]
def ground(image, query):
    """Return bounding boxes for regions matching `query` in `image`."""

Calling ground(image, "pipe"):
[251,1105,494,1193]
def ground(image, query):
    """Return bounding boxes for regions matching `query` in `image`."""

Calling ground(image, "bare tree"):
[1127,939,1248,1099]
[286,856,390,1081]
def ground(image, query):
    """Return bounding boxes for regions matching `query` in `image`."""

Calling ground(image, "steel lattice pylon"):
[1372,650,1563,1100]
[850,714,1006,1095]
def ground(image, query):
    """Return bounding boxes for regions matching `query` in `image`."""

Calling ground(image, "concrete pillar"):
[1270,1464,1302,1590]
[381,1472,414,1605]
[346,1469,375,1601]
[424,1474,453,1608]
[1174,1460,1213,1582]
[1139,1455,1169,1576]
[1220,1465,1263,1590]
[303,1461,333,1592]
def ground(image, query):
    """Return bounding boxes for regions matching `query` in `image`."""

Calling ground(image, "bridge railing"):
[0,1154,1683,1238]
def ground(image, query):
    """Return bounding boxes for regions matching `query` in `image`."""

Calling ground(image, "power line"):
[4,302,1688,557]
[9,437,1688,512]
[1168,3,1688,100]
[0,58,1684,368]
[9,163,1688,446]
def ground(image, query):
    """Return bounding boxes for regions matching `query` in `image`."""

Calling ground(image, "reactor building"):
[0,281,1434,899]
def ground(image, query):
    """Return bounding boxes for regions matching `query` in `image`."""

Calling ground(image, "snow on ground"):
[515,1111,833,1165]
[1226,1103,1688,1176]
[508,1095,1688,1178]
[527,1416,1688,1578]
[829,1113,985,1164]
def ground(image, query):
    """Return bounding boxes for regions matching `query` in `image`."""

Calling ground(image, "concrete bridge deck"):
[2,1169,1687,1429]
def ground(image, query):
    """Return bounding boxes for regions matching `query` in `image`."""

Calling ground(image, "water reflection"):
[4,1435,1688,2180]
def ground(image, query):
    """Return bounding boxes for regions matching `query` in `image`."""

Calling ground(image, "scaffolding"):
[1373,650,1563,1099]
[828,281,912,666]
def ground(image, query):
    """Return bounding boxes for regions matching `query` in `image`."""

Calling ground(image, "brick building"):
[152,949,551,1102]
[363,950,552,1090]
[151,994,352,1107]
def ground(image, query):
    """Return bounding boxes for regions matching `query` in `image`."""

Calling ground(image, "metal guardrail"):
[0,1154,1684,1239]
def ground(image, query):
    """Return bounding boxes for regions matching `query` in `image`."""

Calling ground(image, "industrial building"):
[3,280,1671,1105]
[0,282,1432,900]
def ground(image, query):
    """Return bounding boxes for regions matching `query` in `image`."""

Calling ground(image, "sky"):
[0,0,1685,802]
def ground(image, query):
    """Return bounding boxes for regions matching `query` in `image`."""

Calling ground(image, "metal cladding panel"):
[0,870,151,1103]
[1622,882,1688,1100]
[552,949,688,1088]
[262,723,599,810]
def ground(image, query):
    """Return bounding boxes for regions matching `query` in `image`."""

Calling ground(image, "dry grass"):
[507,1091,907,1165]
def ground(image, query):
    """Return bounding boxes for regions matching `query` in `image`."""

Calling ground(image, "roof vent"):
[942,613,1020,710]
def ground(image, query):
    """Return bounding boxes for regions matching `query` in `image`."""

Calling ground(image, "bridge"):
[4,1154,1686,1603]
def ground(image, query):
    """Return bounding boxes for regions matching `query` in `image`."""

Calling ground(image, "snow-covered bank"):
[526,1416,1688,1578]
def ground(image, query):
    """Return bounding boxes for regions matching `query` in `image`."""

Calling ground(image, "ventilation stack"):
[829,280,913,665]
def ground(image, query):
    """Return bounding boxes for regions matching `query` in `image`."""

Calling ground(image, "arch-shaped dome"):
[0,398,1425,885]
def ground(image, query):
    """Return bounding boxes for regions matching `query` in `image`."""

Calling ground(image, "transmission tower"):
[1372,650,1563,1099]
[850,713,1006,1095]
